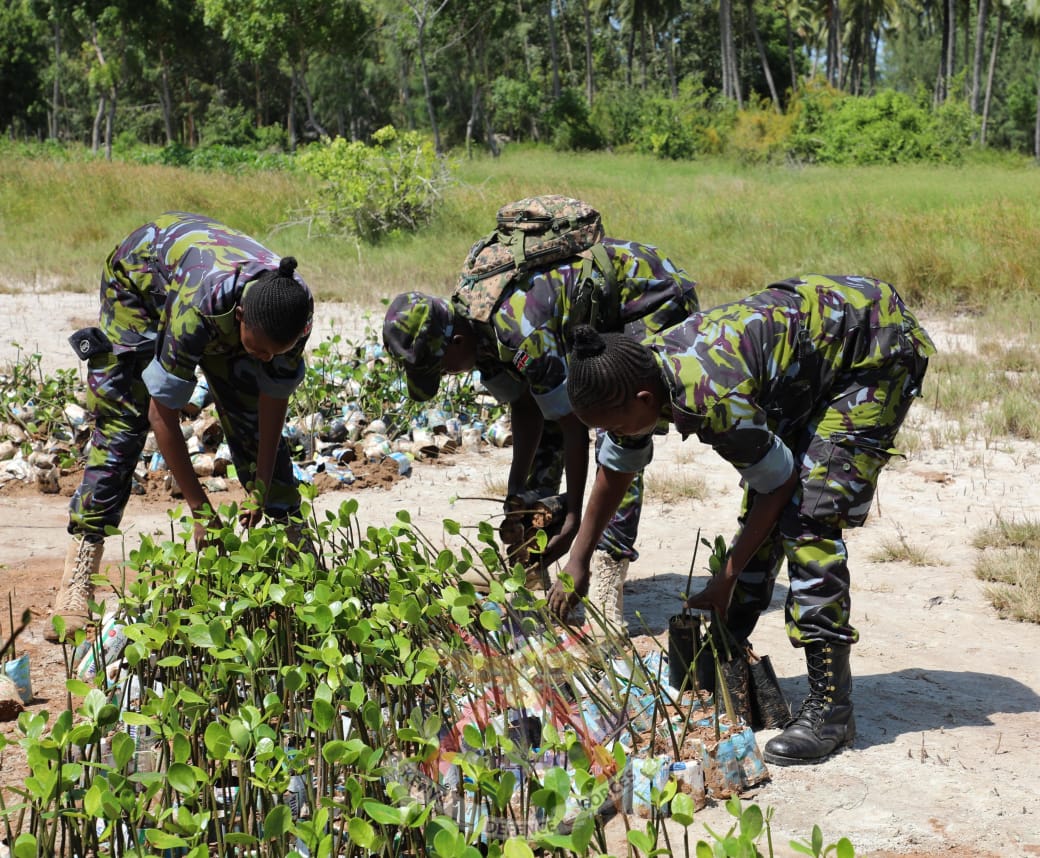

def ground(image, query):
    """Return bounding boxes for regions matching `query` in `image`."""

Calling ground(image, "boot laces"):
[65,543,100,605]
[792,646,836,727]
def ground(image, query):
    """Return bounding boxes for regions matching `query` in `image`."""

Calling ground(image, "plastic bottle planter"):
[703,726,770,797]
[628,754,671,818]
[669,759,707,810]
[3,654,32,705]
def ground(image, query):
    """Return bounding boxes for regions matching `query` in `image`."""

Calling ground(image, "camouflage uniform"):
[474,239,699,561]
[597,275,934,644]
[68,212,313,539]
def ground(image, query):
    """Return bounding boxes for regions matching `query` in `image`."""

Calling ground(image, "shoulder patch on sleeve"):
[513,349,531,373]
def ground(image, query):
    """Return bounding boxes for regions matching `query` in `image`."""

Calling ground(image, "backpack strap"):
[570,243,619,332]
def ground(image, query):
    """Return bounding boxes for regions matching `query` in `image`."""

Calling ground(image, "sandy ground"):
[1,294,1039,857]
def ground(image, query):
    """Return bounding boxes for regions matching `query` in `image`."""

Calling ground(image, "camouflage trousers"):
[68,349,301,539]
[523,421,643,561]
[724,339,930,648]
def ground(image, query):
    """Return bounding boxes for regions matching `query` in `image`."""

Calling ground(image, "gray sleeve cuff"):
[532,382,573,421]
[597,432,654,473]
[257,359,305,399]
[142,359,197,409]
[737,435,795,493]
[480,371,527,405]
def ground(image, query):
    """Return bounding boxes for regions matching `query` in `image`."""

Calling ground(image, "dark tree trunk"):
[747,0,781,110]
[582,0,595,104]
[980,1,1003,146]
[547,0,561,99]
[50,17,61,140]
[826,0,842,87]
[971,0,989,113]
[159,45,175,144]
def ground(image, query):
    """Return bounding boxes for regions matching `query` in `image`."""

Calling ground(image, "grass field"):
[3,146,1040,313]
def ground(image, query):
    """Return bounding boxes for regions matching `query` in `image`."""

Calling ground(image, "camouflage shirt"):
[475,238,699,420]
[101,212,312,410]
[597,275,936,489]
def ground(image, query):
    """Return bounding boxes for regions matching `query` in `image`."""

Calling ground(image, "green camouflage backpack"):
[452,195,618,329]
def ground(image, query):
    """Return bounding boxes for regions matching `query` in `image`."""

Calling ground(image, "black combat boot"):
[763,642,854,765]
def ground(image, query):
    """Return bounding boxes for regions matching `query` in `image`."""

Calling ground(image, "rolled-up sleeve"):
[736,434,795,493]
[257,356,306,399]
[480,369,527,405]
[532,382,573,421]
[597,431,654,473]
[143,358,198,409]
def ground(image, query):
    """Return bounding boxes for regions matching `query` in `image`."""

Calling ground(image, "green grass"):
[6,145,1040,313]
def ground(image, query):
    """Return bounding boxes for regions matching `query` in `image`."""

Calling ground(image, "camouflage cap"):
[382,292,455,402]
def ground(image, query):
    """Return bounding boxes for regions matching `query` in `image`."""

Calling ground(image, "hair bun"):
[571,324,606,359]
[277,256,298,277]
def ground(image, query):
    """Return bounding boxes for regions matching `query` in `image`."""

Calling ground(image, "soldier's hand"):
[191,504,223,551]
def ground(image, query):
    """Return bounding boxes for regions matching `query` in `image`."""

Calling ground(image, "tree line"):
[3,0,1040,160]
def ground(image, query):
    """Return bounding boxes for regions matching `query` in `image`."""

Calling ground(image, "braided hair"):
[567,324,660,412]
[242,257,311,344]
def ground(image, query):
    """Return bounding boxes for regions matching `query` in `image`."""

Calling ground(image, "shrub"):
[490,76,541,141]
[589,84,645,149]
[787,85,977,165]
[545,88,603,151]
[296,126,453,243]
[727,100,797,164]
[631,80,730,160]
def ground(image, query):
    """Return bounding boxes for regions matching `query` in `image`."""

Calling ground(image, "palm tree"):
[1025,0,1040,160]
[980,0,1006,144]
[971,0,989,112]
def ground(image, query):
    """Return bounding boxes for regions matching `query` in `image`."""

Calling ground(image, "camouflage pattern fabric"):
[635,274,934,645]
[68,212,311,538]
[490,238,697,562]
[485,238,700,407]
[455,195,604,323]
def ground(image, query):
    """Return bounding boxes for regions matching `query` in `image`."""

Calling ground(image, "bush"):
[547,88,603,151]
[787,85,978,165]
[631,80,730,160]
[490,76,540,141]
[727,100,797,164]
[589,84,645,149]
[198,103,259,147]
[296,125,453,242]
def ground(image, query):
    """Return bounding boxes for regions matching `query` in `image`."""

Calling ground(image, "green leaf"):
[670,792,696,826]
[478,609,502,631]
[110,731,135,770]
[462,724,484,750]
[264,804,293,838]
[627,830,654,854]
[695,842,714,858]
[363,799,404,825]
[144,830,189,849]
[204,722,232,760]
[312,697,335,732]
[570,813,594,853]
[229,719,252,750]
[65,678,92,697]
[120,711,156,727]
[222,832,260,846]
[185,622,215,648]
[835,837,856,858]
[740,802,763,839]
[167,762,197,795]
[347,817,376,849]
[503,838,535,858]
[83,783,104,817]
